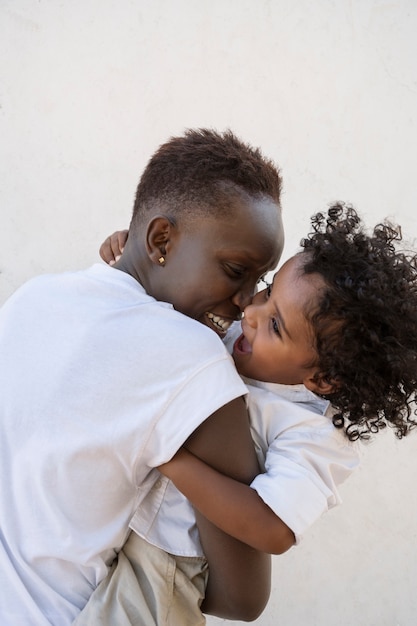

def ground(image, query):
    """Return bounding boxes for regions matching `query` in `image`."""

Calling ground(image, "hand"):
[99,230,129,265]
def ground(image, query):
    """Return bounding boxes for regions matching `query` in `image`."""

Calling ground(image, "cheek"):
[168,281,201,316]
[257,345,290,382]
[200,275,232,303]
[175,282,225,317]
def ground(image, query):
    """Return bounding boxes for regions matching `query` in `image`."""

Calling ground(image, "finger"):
[109,230,128,260]
[99,237,116,264]
[116,230,129,254]
[100,230,129,265]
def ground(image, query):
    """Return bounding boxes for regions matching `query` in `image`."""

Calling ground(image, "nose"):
[231,281,256,312]
[242,287,266,326]
[242,301,258,328]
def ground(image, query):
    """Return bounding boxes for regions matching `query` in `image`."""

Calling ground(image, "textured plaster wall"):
[1,2,416,625]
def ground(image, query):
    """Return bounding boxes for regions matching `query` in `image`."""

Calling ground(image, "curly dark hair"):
[300,203,417,441]
[130,128,282,231]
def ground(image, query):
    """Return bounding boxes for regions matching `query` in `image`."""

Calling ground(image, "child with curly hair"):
[162,204,417,551]
[76,203,417,625]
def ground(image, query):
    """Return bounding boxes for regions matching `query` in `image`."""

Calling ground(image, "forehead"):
[274,255,325,309]
[205,193,284,270]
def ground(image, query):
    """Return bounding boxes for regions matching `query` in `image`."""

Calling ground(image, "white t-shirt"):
[0,264,247,625]
[132,324,360,555]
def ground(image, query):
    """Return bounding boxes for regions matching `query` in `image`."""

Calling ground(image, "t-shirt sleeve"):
[141,350,247,468]
[250,425,360,543]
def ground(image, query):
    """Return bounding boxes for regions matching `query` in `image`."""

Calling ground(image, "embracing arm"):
[160,447,295,556]
[195,512,271,620]
[179,397,272,620]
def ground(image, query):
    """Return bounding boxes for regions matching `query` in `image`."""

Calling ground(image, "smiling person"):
[0,129,285,625]
[79,204,417,626]
[161,204,417,551]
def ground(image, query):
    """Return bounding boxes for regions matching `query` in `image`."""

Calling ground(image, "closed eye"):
[225,264,246,279]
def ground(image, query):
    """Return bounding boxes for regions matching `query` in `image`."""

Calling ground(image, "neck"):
[113,238,148,290]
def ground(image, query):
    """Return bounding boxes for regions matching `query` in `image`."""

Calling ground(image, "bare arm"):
[159,447,295,555]
[178,397,274,620]
[195,512,271,620]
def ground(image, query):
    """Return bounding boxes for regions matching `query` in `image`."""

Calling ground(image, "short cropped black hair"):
[300,203,417,441]
[130,128,282,230]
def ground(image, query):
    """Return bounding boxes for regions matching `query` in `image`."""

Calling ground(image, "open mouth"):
[205,312,232,335]
[233,333,252,356]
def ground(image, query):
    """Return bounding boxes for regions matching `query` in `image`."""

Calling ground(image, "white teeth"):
[206,312,232,332]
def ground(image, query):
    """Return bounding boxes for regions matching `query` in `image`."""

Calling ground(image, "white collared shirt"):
[131,324,360,555]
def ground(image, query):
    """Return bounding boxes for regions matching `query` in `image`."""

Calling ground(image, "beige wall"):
[1,1,417,624]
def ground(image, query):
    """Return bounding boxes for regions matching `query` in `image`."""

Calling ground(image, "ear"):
[145,216,176,265]
[303,371,339,396]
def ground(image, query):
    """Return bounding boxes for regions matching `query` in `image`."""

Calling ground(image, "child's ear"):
[146,216,177,264]
[303,372,339,396]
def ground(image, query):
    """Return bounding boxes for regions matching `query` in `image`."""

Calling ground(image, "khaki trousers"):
[74,533,208,626]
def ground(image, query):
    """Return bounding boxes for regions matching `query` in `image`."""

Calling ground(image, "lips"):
[205,312,233,335]
[233,333,252,356]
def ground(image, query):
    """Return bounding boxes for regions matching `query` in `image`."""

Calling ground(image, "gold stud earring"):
[158,256,165,265]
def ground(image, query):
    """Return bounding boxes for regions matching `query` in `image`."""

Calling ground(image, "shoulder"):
[246,381,359,460]
[246,381,330,435]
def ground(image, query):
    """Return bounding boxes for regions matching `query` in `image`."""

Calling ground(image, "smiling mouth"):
[205,312,233,335]
[233,333,252,356]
